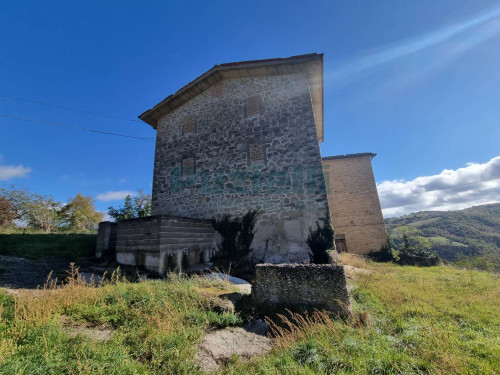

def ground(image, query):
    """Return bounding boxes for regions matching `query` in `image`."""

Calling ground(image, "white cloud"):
[377,156,500,217]
[118,178,127,183]
[0,164,32,180]
[96,190,137,202]
[101,212,113,222]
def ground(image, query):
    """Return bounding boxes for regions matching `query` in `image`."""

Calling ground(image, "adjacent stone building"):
[96,53,387,272]
[322,153,387,254]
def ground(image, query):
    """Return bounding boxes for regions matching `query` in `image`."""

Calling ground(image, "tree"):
[0,197,15,228]
[25,194,62,232]
[133,189,152,218]
[108,189,152,221]
[60,193,103,232]
[1,185,62,231]
[0,185,32,222]
[393,225,434,257]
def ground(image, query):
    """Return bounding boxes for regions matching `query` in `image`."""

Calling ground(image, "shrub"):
[306,215,334,264]
[396,234,439,266]
[211,210,259,262]
[368,237,394,262]
[399,234,435,258]
[238,209,259,258]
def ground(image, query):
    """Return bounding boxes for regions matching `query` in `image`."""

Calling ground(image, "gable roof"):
[138,53,324,142]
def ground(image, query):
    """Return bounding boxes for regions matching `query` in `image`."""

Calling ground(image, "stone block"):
[95,221,118,258]
[253,263,350,317]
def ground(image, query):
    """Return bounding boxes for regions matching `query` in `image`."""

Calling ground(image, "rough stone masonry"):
[138,53,328,264]
[253,263,351,316]
[97,53,387,273]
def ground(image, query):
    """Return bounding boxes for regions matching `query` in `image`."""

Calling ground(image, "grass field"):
[428,236,469,247]
[0,259,499,374]
[0,234,97,259]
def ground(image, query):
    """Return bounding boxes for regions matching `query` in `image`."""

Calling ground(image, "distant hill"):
[385,203,500,270]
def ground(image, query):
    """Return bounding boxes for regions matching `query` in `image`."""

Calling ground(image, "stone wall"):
[113,215,214,274]
[252,264,350,316]
[322,154,387,255]
[152,73,328,263]
[95,221,117,258]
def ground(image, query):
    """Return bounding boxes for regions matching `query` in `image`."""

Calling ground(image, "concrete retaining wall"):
[253,263,350,316]
[95,221,118,258]
[97,215,214,274]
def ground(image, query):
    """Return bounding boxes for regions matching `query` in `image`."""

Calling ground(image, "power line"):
[1,111,498,186]
[423,176,500,191]
[0,93,142,123]
[0,114,155,141]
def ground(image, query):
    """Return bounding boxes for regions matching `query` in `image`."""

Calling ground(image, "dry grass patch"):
[339,252,372,269]
[2,260,499,374]
[0,265,243,374]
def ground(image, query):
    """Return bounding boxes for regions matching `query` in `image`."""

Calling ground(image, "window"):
[183,116,196,133]
[249,143,263,161]
[246,96,260,116]
[182,157,195,176]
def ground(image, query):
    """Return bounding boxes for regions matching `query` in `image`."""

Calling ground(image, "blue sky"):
[0,0,499,217]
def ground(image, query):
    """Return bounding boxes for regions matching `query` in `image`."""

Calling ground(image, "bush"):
[211,210,259,263]
[368,237,394,262]
[398,253,439,266]
[399,234,435,258]
[396,234,439,266]
[306,215,334,264]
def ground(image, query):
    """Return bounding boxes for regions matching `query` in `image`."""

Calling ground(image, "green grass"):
[0,274,242,374]
[385,203,500,269]
[406,217,440,227]
[0,234,97,259]
[428,236,468,247]
[228,262,500,374]
[1,261,499,374]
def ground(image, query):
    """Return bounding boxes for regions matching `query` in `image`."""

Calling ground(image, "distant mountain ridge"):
[384,203,500,269]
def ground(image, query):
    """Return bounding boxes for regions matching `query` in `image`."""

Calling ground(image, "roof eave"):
[138,54,324,132]
[322,153,377,161]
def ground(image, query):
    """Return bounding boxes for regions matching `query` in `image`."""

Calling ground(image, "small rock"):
[195,320,271,372]
[211,297,236,314]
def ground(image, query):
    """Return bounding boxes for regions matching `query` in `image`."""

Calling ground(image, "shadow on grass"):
[0,233,97,260]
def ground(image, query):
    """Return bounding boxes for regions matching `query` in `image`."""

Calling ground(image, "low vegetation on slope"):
[1,260,499,374]
[385,203,500,272]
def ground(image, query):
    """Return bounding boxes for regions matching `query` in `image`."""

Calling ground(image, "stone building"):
[322,153,387,254]
[96,53,387,273]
